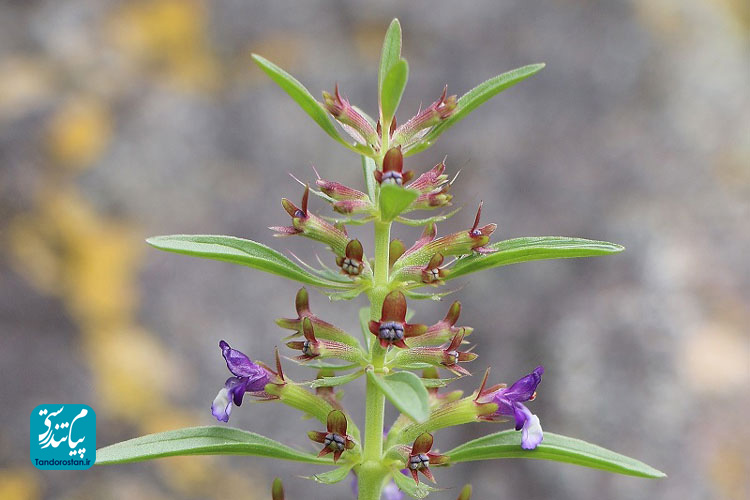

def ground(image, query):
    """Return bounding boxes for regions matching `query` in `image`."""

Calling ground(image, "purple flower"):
[211,340,270,422]
[477,366,545,450]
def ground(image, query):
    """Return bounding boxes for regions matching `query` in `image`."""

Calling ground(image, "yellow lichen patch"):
[45,97,112,171]
[7,185,260,498]
[0,468,40,500]
[107,0,220,91]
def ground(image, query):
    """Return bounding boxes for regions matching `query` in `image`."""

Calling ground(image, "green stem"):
[359,217,392,500]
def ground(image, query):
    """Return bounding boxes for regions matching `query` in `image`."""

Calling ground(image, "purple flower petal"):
[503,365,544,402]
[211,386,232,422]
[519,405,543,450]
[219,340,265,378]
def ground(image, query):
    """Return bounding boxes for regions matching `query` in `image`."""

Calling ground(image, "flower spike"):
[407,433,448,484]
[308,410,355,462]
[368,291,427,349]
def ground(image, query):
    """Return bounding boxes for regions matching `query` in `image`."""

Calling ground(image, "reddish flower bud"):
[270,185,350,256]
[392,328,476,376]
[407,160,449,194]
[287,317,364,363]
[395,203,497,269]
[276,288,361,347]
[374,146,414,186]
[407,300,471,348]
[308,410,356,462]
[336,239,365,277]
[368,291,427,349]
[393,86,458,150]
[322,84,379,148]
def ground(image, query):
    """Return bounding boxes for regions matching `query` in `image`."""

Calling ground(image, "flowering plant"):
[96,19,664,500]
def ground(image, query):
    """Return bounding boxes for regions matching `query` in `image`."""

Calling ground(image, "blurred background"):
[1,1,748,499]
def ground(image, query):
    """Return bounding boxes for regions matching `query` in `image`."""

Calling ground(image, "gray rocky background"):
[1,1,748,499]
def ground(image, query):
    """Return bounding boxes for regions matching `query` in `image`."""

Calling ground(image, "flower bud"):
[270,185,350,256]
[276,288,362,348]
[395,203,496,269]
[323,84,379,148]
[392,86,458,149]
[374,146,414,186]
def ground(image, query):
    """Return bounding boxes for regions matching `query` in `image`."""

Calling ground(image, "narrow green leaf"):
[446,237,624,280]
[307,463,354,484]
[379,19,403,105]
[306,370,364,388]
[251,54,370,155]
[366,370,430,423]
[362,155,377,202]
[379,184,419,222]
[96,426,331,465]
[406,64,545,156]
[445,430,665,479]
[381,59,409,126]
[391,467,438,499]
[146,234,351,289]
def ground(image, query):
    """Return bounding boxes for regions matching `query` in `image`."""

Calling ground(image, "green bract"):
[99,18,663,500]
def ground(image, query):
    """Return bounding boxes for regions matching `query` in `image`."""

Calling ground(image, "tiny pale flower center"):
[429,268,440,281]
[324,432,346,451]
[341,258,361,275]
[294,209,305,218]
[378,321,405,342]
[302,340,314,356]
[381,171,403,186]
[445,350,459,365]
[408,453,430,470]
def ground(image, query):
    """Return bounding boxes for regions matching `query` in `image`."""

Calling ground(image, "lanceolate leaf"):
[379,185,420,222]
[367,370,430,423]
[406,64,545,156]
[446,237,624,280]
[445,430,665,479]
[307,463,355,484]
[379,19,403,106]
[381,59,409,126]
[147,235,351,289]
[96,427,332,465]
[251,54,370,155]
